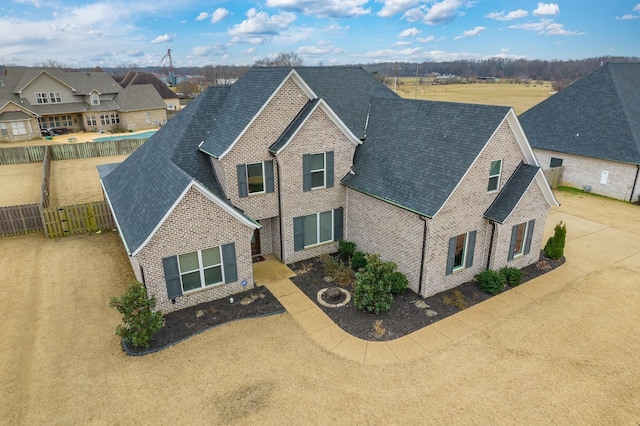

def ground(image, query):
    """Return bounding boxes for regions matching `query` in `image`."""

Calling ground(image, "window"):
[35,92,48,104]
[0,123,8,136]
[146,112,152,124]
[488,159,502,192]
[100,113,110,126]
[303,151,334,191]
[162,243,238,299]
[86,114,97,127]
[49,92,61,103]
[508,220,535,261]
[47,116,61,128]
[293,208,343,251]
[38,117,47,129]
[110,112,119,124]
[11,121,27,135]
[446,231,476,275]
[549,157,563,168]
[91,93,100,105]
[61,115,72,127]
[237,161,274,198]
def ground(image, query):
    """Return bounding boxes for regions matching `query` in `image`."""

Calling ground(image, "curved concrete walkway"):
[254,197,640,365]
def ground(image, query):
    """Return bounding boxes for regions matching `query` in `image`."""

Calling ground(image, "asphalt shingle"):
[484,163,540,223]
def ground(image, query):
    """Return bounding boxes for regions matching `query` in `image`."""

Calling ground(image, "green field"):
[394,79,555,115]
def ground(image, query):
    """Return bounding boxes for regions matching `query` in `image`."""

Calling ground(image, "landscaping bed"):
[287,251,564,341]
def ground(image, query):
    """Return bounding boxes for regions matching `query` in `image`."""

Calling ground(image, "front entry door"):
[251,229,261,256]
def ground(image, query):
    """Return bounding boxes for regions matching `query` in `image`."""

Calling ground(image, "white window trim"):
[91,93,100,105]
[11,121,27,135]
[452,232,469,272]
[513,222,528,259]
[0,123,8,136]
[310,152,326,190]
[49,92,61,103]
[304,211,334,249]
[488,159,502,193]
[35,92,48,104]
[246,161,266,195]
[178,247,225,293]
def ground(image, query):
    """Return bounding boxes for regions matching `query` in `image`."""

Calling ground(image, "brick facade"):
[135,186,255,313]
[0,102,39,142]
[120,109,167,131]
[534,148,640,202]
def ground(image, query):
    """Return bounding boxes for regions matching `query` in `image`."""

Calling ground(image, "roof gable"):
[484,163,540,223]
[114,84,166,112]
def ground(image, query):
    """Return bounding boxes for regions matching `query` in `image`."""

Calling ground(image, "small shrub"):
[500,266,522,286]
[373,320,386,337]
[443,289,466,310]
[388,271,409,294]
[353,254,395,314]
[476,269,506,295]
[333,261,355,287]
[338,240,356,262]
[322,254,340,276]
[351,251,367,271]
[544,221,566,260]
[109,281,163,348]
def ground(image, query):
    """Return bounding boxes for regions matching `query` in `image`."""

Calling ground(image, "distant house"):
[114,71,182,112]
[0,66,167,142]
[520,62,640,202]
[100,67,557,314]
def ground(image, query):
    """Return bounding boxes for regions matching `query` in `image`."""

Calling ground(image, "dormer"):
[89,90,101,106]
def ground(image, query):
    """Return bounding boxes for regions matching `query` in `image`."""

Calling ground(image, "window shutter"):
[508,224,518,261]
[446,236,457,275]
[466,231,476,268]
[264,160,274,193]
[293,216,304,251]
[302,154,311,192]
[333,207,343,241]
[524,219,535,255]
[222,243,237,283]
[326,151,334,188]
[237,164,248,198]
[162,256,182,299]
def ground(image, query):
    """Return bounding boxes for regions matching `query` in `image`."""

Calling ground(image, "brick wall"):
[0,104,40,142]
[135,186,255,314]
[534,148,640,202]
[120,109,167,132]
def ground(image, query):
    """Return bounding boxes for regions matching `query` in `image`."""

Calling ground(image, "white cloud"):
[394,41,412,46]
[126,50,144,57]
[191,45,212,56]
[88,30,103,36]
[532,3,560,16]
[211,7,230,23]
[486,9,528,21]
[151,33,171,43]
[509,19,584,35]
[454,26,485,40]
[398,27,421,37]
[266,0,370,18]
[228,8,296,36]
[297,41,346,55]
[417,35,435,43]
[403,0,466,25]
[196,12,209,21]
[322,23,350,34]
[241,47,257,55]
[617,4,640,19]
[358,46,423,59]
[15,0,41,6]
[376,0,421,17]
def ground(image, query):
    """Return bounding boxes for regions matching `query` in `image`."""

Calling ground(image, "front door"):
[251,229,261,256]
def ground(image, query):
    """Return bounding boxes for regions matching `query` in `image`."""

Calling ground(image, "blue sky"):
[1,0,639,68]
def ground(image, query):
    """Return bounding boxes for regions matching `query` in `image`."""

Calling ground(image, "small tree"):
[353,254,407,314]
[476,269,506,295]
[544,221,567,260]
[109,281,163,348]
[337,240,356,262]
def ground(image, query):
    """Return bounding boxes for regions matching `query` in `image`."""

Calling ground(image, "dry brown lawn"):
[1,192,640,424]
[396,81,554,114]
[0,162,42,206]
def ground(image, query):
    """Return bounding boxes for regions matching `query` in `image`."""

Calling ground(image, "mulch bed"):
[123,287,284,355]
[287,251,565,341]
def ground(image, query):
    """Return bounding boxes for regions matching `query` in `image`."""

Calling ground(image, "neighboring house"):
[520,62,640,202]
[0,66,167,142]
[114,71,182,112]
[100,67,558,314]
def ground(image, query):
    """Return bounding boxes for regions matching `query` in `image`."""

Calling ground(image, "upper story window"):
[35,92,48,104]
[49,92,61,103]
[247,162,265,194]
[487,159,502,192]
[91,93,100,105]
[236,161,274,198]
[303,151,334,192]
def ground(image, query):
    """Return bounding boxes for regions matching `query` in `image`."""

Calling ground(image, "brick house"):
[520,62,640,202]
[0,66,168,142]
[100,67,558,314]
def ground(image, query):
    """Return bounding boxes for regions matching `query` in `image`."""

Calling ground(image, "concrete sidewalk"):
[254,203,640,365]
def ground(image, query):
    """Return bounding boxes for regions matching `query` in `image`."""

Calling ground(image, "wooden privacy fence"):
[0,204,43,236]
[41,146,52,209]
[543,166,564,189]
[42,201,115,238]
[0,145,46,165]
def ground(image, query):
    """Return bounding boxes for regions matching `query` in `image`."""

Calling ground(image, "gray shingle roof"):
[0,111,32,121]
[116,71,178,99]
[13,67,122,96]
[114,84,167,112]
[101,86,232,254]
[520,62,640,165]
[484,163,540,223]
[269,98,319,153]
[342,98,511,217]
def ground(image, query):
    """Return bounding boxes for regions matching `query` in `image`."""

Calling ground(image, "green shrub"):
[333,261,355,287]
[351,251,367,271]
[322,254,340,276]
[353,254,397,314]
[476,269,506,295]
[388,271,409,294]
[109,281,163,348]
[544,221,567,260]
[499,266,522,286]
[338,240,356,262]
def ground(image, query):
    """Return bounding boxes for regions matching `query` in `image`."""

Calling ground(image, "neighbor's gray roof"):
[13,67,122,96]
[343,97,511,217]
[484,163,540,223]
[0,111,32,121]
[114,84,167,112]
[520,62,640,165]
[116,71,179,99]
[102,86,234,254]
[199,66,397,158]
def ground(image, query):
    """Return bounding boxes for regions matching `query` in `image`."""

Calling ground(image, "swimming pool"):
[94,130,157,142]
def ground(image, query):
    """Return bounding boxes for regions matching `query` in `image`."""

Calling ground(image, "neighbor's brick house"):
[100,67,558,314]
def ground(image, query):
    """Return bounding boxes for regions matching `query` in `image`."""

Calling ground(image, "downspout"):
[418,215,428,297]
[486,221,496,270]
[630,165,640,203]
[273,154,285,260]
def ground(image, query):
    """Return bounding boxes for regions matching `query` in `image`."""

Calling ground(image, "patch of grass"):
[442,289,467,310]
[556,186,628,203]
[373,320,386,337]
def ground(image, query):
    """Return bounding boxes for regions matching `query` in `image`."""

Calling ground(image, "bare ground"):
[0,162,42,206]
[1,192,640,424]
